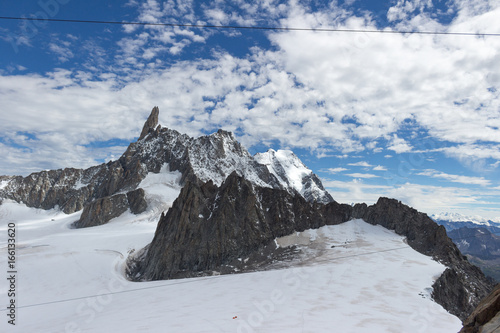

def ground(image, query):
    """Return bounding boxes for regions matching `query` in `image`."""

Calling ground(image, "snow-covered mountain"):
[0,107,332,223]
[0,107,495,332]
[254,149,333,204]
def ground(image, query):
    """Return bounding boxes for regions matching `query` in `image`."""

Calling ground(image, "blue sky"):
[0,0,499,218]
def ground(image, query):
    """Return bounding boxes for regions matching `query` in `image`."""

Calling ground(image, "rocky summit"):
[0,107,496,323]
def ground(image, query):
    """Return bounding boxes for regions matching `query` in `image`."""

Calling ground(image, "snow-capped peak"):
[254,149,333,204]
[255,149,308,192]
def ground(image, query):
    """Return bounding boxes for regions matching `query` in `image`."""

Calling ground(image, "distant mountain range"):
[432,212,500,227]
[432,213,500,282]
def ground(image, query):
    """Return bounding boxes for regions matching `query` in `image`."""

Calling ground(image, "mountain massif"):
[0,107,496,324]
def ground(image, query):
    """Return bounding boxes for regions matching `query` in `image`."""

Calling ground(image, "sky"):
[0,0,499,219]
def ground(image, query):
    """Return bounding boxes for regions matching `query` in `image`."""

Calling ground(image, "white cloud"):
[346,173,379,179]
[348,161,372,167]
[48,37,74,63]
[387,135,413,154]
[439,144,500,161]
[322,167,348,174]
[204,8,229,25]
[417,169,491,186]
[373,165,387,171]
[271,1,500,152]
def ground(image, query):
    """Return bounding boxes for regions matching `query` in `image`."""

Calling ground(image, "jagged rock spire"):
[139,106,159,140]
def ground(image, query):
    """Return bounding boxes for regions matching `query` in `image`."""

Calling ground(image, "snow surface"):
[0,179,11,191]
[0,189,462,333]
[138,163,183,216]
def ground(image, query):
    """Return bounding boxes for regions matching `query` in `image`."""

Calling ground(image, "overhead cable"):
[1,16,499,37]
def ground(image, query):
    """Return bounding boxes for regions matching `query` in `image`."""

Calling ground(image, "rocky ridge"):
[350,199,494,321]
[128,171,493,321]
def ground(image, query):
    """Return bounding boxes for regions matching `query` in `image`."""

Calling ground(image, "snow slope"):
[0,188,462,333]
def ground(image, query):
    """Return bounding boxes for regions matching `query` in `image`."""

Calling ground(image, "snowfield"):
[0,173,462,333]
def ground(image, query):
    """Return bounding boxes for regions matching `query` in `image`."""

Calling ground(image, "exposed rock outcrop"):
[138,106,159,140]
[74,193,129,228]
[127,172,350,280]
[127,188,147,215]
[74,188,148,228]
[460,283,500,333]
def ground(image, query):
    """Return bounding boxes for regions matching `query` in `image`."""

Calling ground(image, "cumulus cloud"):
[373,165,387,171]
[387,135,413,154]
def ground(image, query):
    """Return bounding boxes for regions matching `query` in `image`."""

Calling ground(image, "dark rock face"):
[127,172,350,280]
[75,188,148,228]
[127,188,147,215]
[0,167,96,213]
[74,193,129,228]
[433,265,493,322]
[0,150,147,215]
[448,227,500,261]
[352,198,458,262]
[460,283,500,333]
[138,106,159,140]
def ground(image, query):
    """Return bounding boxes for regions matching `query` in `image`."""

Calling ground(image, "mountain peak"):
[138,106,159,140]
[254,148,333,204]
[214,128,234,138]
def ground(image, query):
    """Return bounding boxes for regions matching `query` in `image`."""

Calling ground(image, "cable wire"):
[0,244,412,312]
[1,16,500,37]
